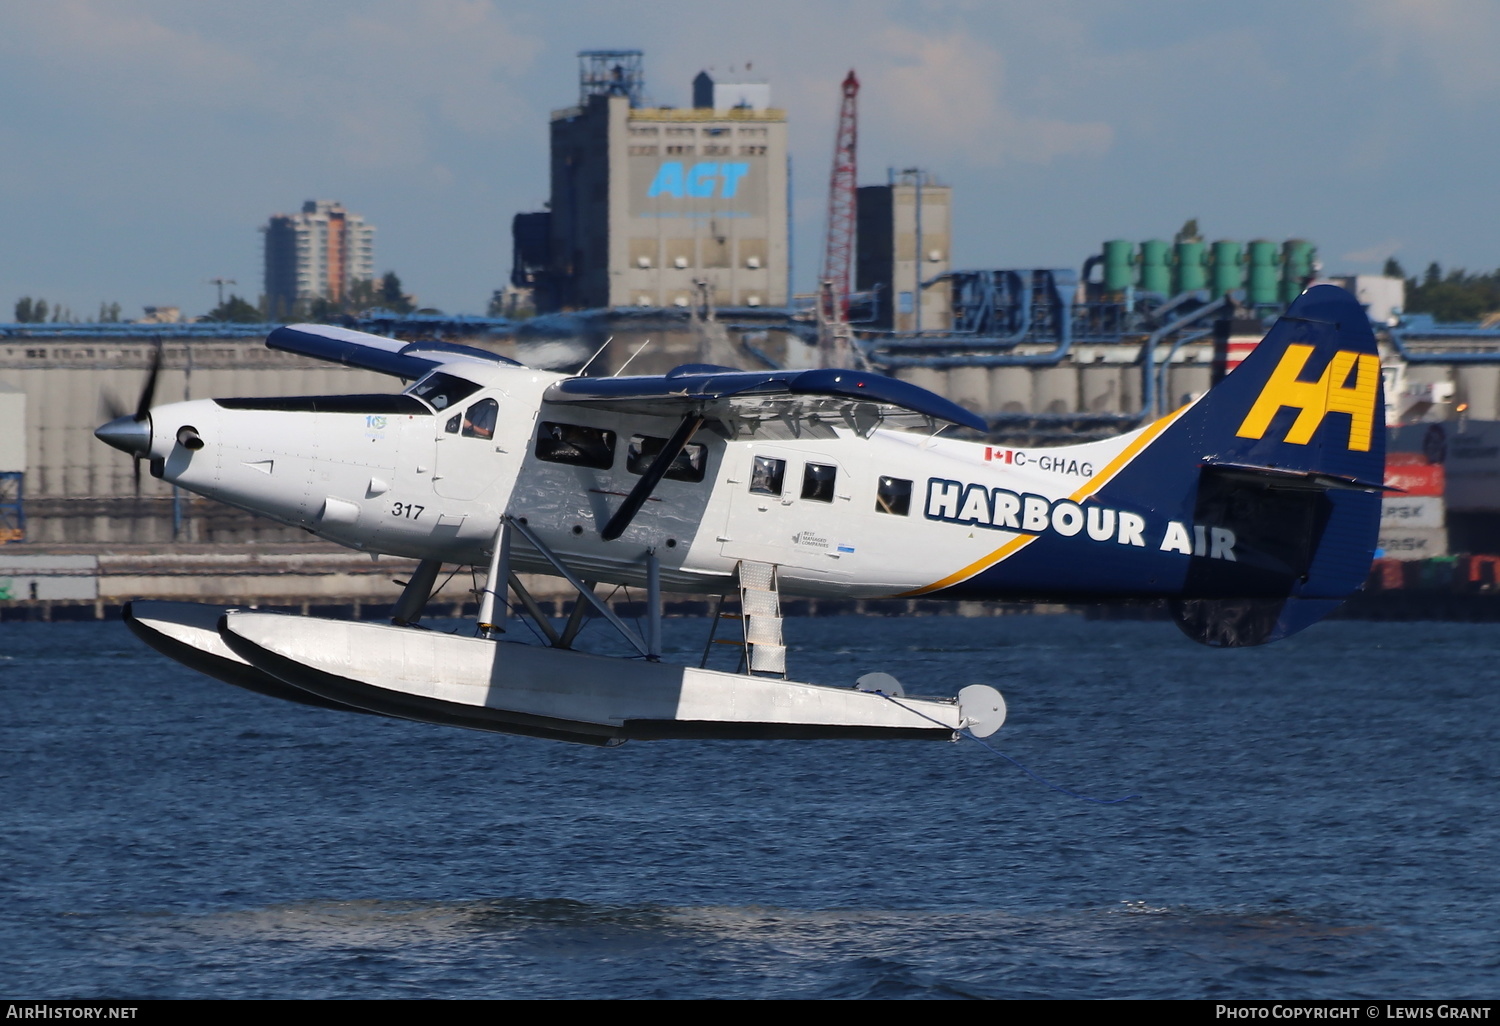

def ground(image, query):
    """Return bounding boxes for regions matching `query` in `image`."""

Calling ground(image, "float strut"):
[391,558,443,626]
[557,580,597,649]
[476,518,511,637]
[506,516,651,657]
[646,549,662,661]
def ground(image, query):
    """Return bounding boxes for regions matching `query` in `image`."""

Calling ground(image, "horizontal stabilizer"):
[267,323,520,379]
[1198,459,1388,493]
[545,365,988,433]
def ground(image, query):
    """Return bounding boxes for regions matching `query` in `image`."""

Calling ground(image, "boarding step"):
[738,559,785,678]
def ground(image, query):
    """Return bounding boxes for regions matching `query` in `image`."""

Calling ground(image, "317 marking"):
[391,502,424,519]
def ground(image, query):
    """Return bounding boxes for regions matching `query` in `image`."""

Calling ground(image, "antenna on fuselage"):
[577,336,614,376]
[612,338,651,377]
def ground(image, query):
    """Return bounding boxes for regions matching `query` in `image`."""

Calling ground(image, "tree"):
[1175,218,1201,244]
[344,278,381,316]
[15,297,33,323]
[1383,258,1405,279]
[205,294,262,323]
[305,297,337,323]
[1404,264,1500,323]
[379,271,415,315]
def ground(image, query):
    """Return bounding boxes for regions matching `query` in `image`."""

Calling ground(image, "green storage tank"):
[1208,240,1244,298]
[1246,240,1280,305]
[1281,239,1316,302]
[1173,240,1207,294]
[1138,240,1170,294]
[1103,240,1136,292]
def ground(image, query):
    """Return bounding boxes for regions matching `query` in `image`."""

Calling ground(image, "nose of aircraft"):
[95,413,153,456]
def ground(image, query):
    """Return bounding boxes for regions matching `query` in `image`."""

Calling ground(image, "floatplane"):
[96,285,1384,746]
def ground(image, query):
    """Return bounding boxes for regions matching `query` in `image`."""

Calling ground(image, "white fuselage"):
[139,361,1193,600]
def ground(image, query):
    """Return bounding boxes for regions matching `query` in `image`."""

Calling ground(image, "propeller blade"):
[98,390,128,423]
[135,336,164,422]
[132,455,142,496]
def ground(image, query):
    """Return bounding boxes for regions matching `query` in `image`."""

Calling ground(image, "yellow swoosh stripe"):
[900,406,1189,596]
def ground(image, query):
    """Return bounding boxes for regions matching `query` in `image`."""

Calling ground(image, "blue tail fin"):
[1160,284,1385,644]
[1191,283,1384,485]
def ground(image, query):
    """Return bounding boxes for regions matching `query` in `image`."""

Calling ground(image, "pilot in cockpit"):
[462,398,498,440]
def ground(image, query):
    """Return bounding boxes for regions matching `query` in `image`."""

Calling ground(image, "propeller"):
[95,336,164,494]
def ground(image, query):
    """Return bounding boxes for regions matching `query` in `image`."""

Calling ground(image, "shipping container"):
[1385,463,1445,496]
[1380,496,1445,529]
[1377,527,1449,560]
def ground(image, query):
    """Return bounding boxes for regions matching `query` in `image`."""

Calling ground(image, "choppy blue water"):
[2,614,1497,999]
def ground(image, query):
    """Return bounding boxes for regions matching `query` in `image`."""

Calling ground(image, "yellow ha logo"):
[1236,344,1380,451]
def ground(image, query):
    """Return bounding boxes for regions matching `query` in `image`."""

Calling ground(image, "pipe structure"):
[1388,321,1500,364]
[971,294,1232,433]
[1136,295,1232,423]
[1154,328,1213,417]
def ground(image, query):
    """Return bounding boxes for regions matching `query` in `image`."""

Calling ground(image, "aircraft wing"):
[543,364,988,434]
[267,323,521,379]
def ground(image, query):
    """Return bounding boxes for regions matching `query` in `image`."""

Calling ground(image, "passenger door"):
[719,447,857,577]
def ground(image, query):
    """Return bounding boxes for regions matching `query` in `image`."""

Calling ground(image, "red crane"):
[820,70,859,324]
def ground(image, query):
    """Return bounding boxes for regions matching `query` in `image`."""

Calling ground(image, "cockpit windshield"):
[407,372,482,412]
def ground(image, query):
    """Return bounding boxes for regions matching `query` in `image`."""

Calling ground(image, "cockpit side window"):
[801,463,837,503]
[535,422,616,469]
[462,398,498,440]
[749,456,785,496]
[408,372,482,412]
[876,476,912,516]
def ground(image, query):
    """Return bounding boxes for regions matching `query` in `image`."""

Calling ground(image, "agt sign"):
[646,161,750,199]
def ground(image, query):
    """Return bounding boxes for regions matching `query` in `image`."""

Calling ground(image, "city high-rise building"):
[263,200,375,318]
[536,52,789,312]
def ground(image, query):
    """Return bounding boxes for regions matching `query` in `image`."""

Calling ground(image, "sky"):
[2,0,1497,320]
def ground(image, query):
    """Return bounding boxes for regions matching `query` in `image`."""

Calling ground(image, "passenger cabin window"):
[462,398,497,440]
[876,476,912,516]
[535,422,615,469]
[801,463,837,503]
[408,372,481,412]
[749,456,785,496]
[627,435,707,482]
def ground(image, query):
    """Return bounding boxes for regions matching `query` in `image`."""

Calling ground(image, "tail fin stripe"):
[901,404,1191,596]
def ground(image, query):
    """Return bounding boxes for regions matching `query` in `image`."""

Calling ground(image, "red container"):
[1370,558,1405,590]
[1385,463,1445,496]
[1467,554,1500,586]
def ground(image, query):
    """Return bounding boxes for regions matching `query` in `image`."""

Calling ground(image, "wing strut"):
[601,413,706,541]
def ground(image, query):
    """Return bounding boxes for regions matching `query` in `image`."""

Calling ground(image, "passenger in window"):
[535,422,616,469]
[750,456,785,495]
[876,476,912,516]
[802,463,836,503]
[628,435,708,482]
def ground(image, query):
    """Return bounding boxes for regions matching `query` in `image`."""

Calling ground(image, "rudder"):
[1162,285,1385,644]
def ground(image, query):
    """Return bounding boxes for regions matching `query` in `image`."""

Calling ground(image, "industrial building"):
[855,170,952,332]
[263,200,376,318]
[523,51,789,314]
